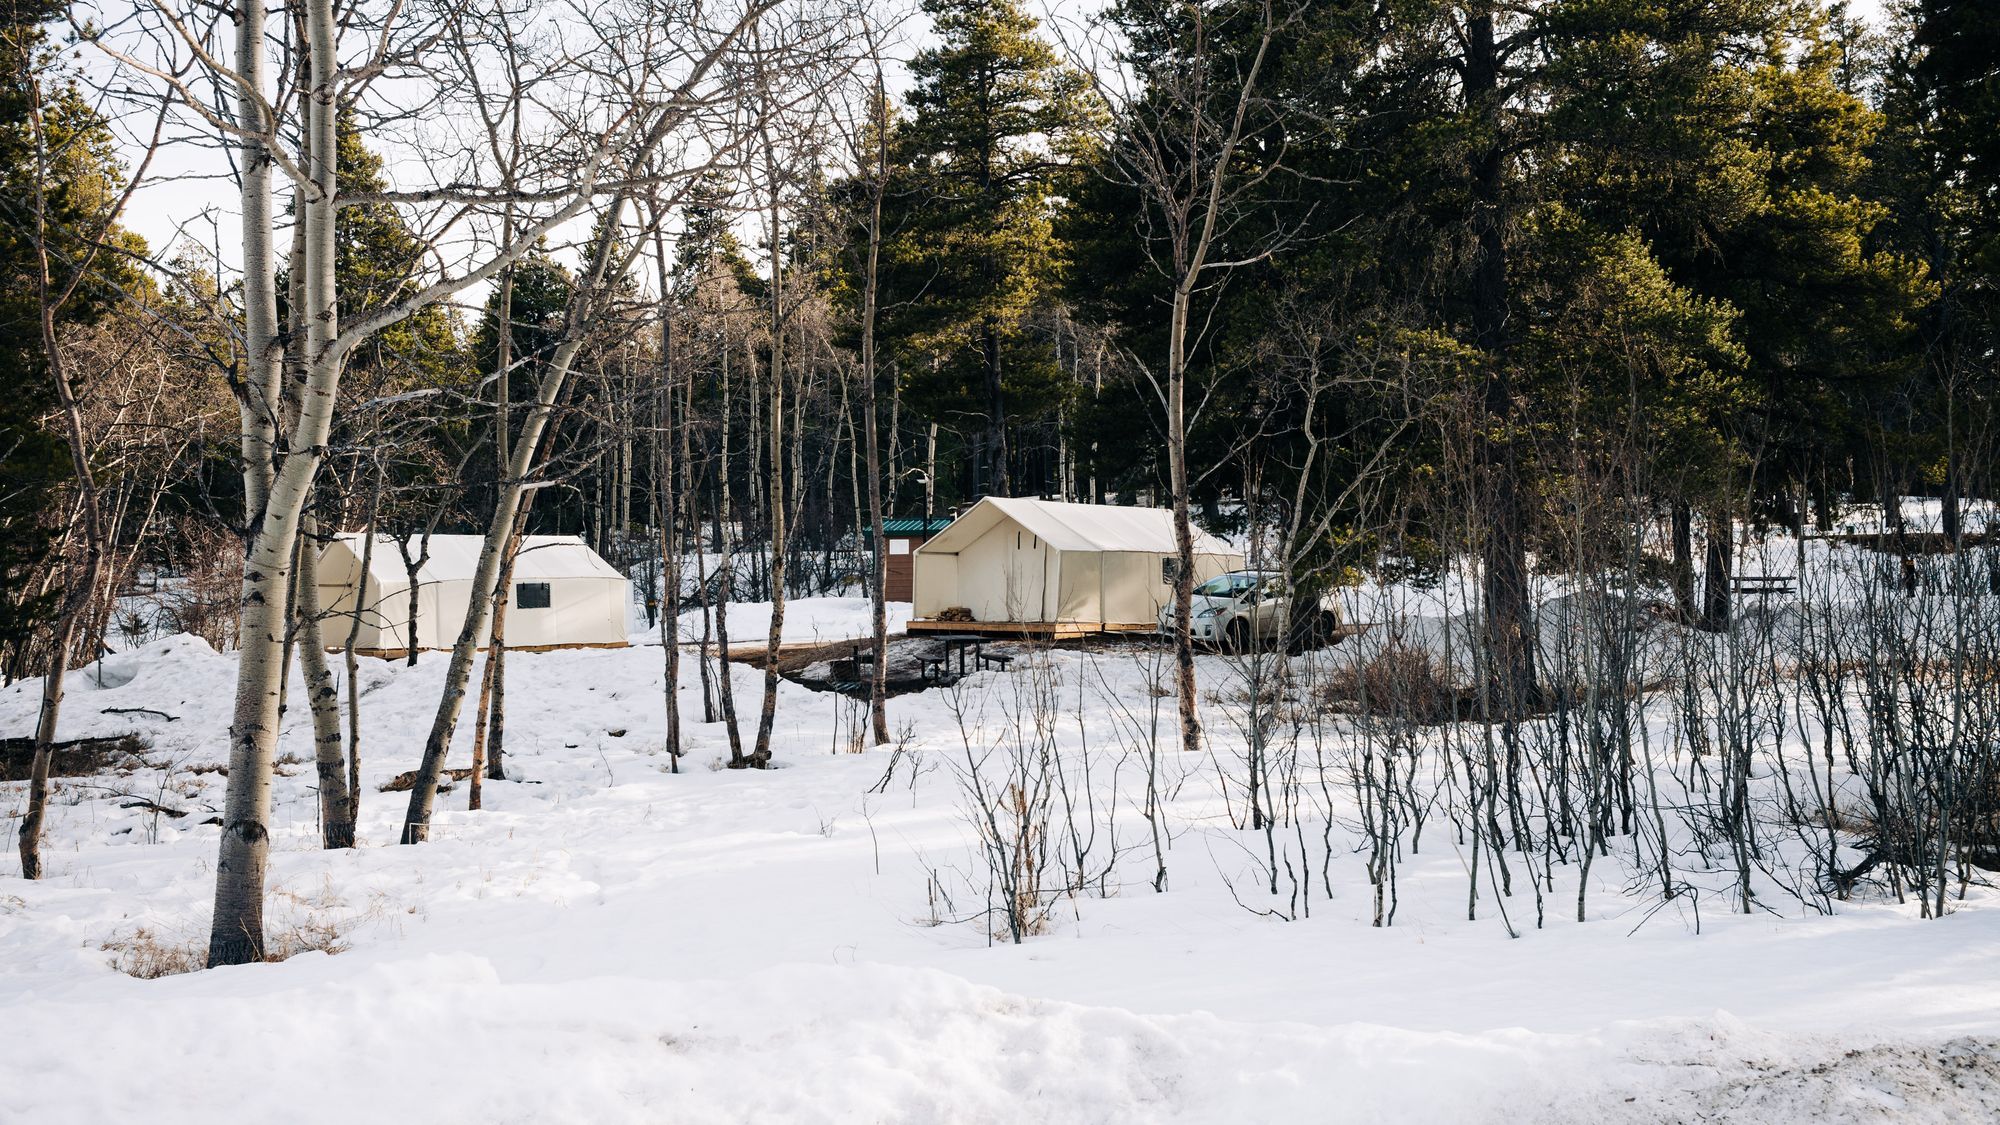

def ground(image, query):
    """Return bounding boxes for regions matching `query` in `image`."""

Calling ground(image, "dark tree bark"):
[1702,508,1733,631]
[982,318,1009,496]
[1671,502,1696,622]
[650,217,684,769]
[1467,10,1537,716]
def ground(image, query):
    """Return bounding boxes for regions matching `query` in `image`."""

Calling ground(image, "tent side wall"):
[1056,550,1101,623]
[507,576,630,647]
[419,579,477,651]
[315,579,395,651]
[1097,552,1165,624]
[912,552,958,618]
[1097,550,1243,625]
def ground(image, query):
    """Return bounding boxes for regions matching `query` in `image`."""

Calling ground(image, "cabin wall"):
[883,534,927,602]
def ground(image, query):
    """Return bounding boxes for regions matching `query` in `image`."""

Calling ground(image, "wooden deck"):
[1806,530,1990,553]
[720,640,853,668]
[904,619,1158,640]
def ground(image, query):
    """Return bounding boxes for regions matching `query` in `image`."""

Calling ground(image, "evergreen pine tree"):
[890,0,1102,496]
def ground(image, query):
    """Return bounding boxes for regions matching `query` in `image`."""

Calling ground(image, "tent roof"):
[917,497,1236,556]
[324,534,626,587]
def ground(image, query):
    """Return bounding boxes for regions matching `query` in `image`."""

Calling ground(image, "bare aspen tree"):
[742,14,854,768]
[86,0,808,959]
[746,33,792,770]
[12,43,150,875]
[1080,0,1287,759]
[838,23,898,745]
[647,206,684,770]
[403,0,848,835]
[403,200,653,837]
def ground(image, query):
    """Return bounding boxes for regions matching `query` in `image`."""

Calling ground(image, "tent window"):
[516,582,551,609]
[1162,557,1182,585]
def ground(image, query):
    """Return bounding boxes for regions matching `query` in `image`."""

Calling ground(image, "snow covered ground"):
[4,594,1999,1122]
[667,595,912,647]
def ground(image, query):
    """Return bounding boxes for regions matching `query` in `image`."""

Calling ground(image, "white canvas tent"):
[910,498,1242,630]
[316,534,630,654]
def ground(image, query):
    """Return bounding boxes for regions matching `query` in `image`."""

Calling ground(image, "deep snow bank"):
[4,628,2000,1122]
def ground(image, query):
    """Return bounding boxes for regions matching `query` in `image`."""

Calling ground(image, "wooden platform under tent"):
[903,619,1159,640]
[1804,530,1991,553]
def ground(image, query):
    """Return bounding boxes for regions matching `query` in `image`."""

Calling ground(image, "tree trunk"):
[1702,507,1733,631]
[747,186,786,769]
[1466,11,1535,717]
[342,474,381,833]
[467,631,500,797]
[292,517,353,848]
[651,218,683,769]
[475,506,528,795]
[400,536,429,663]
[1167,285,1201,760]
[208,0,323,965]
[982,318,1009,496]
[470,233,518,803]
[1156,13,1274,762]
[1671,502,1696,622]
[860,97,891,745]
[716,338,744,763]
[16,62,111,877]
[485,605,513,784]
[688,368,716,724]
[401,206,629,844]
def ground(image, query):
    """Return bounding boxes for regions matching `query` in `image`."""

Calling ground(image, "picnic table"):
[1731,574,1796,597]
[925,634,986,681]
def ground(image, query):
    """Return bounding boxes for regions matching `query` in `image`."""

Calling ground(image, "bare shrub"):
[942,648,1114,944]
[1316,641,1461,725]
[102,879,361,978]
[101,927,207,979]
[156,519,244,651]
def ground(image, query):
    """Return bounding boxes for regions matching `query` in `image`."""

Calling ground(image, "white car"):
[1157,570,1338,651]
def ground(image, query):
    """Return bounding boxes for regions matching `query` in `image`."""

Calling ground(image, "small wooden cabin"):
[876,516,955,602]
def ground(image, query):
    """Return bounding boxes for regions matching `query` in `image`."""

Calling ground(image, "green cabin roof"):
[877,517,955,537]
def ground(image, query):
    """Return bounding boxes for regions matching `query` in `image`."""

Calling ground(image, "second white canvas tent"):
[911,498,1242,628]
[315,534,630,653]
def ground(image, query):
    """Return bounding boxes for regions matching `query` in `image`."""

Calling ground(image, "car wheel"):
[1225,618,1252,654]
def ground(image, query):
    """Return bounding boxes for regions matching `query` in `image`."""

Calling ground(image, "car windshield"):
[1195,574,1261,599]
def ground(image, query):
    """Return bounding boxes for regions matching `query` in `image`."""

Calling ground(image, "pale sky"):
[95,0,1892,290]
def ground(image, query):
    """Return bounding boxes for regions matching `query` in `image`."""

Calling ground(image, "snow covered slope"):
[2,606,1997,1122]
